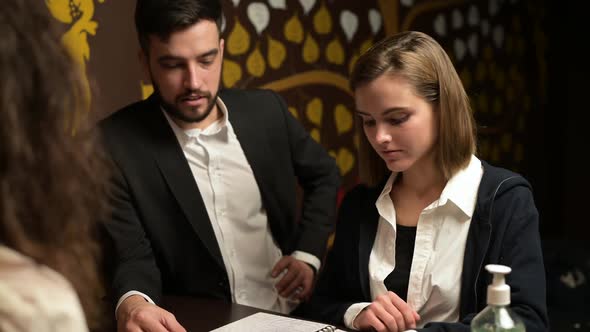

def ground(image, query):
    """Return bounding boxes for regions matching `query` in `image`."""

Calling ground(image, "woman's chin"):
[384,159,410,173]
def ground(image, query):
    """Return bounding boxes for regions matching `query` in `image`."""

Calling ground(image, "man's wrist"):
[116,294,149,320]
[291,251,321,273]
[115,291,155,319]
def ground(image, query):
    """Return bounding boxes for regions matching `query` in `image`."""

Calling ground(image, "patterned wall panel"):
[45,0,546,194]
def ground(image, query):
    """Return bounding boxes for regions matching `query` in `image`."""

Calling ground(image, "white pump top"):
[485,264,511,306]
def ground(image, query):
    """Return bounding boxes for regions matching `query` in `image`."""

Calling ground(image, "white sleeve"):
[114,290,155,318]
[291,251,321,272]
[343,302,372,330]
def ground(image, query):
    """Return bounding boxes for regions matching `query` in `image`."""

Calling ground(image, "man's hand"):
[353,291,420,332]
[117,295,186,332]
[272,256,315,301]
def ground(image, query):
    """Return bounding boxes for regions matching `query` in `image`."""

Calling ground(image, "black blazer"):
[100,89,340,305]
[302,162,548,332]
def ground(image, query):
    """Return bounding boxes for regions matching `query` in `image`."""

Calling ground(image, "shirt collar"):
[376,155,483,219]
[162,96,230,145]
[438,155,483,218]
[378,172,398,202]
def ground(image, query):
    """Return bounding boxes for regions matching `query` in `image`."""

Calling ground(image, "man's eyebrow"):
[156,48,219,62]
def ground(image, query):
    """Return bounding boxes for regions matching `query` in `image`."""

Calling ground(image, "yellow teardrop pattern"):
[303,33,320,64]
[284,13,304,44]
[222,59,242,88]
[306,98,323,126]
[328,150,337,160]
[246,46,266,77]
[140,81,154,100]
[360,38,373,54]
[310,128,321,143]
[288,107,299,119]
[326,38,344,65]
[267,35,286,69]
[313,3,332,35]
[334,104,352,134]
[227,19,250,56]
[336,148,354,176]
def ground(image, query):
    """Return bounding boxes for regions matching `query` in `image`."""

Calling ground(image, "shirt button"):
[239,292,247,300]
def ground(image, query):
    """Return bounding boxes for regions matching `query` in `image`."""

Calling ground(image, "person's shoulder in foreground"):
[0,245,89,332]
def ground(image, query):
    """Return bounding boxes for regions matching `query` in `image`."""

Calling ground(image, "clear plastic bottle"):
[471,264,526,332]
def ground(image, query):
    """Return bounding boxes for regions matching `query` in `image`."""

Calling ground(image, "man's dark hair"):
[135,0,222,53]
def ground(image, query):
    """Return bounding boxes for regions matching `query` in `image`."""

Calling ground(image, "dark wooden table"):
[161,296,350,332]
[161,296,263,331]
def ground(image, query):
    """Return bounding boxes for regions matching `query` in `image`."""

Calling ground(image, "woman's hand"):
[353,291,420,331]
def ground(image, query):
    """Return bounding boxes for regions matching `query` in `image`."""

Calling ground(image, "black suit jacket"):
[100,89,340,305]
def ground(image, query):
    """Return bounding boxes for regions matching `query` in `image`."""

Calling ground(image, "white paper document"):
[210,312,346,332]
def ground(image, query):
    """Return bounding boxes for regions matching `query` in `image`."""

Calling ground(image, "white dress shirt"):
[343,155,483,330]
[116,97,319,316]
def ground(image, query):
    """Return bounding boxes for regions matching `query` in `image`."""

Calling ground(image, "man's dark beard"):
[148,65,223,124]
[148,69,219,124]
[157,87,219,124]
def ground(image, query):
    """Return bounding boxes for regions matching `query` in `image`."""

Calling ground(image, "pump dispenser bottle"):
[471,264,526,332]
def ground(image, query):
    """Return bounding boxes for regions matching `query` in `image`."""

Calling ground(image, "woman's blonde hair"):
[350,31,476,186]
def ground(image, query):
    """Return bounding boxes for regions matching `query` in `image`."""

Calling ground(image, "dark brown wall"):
[48,0,585,245]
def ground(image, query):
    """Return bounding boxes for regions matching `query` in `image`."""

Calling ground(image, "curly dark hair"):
[0,0,109,329]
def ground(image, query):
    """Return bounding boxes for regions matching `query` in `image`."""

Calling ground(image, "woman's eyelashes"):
[360,114,410,127]
[387,114,410,125]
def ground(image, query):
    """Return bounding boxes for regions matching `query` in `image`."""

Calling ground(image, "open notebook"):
[210,312,346,332]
